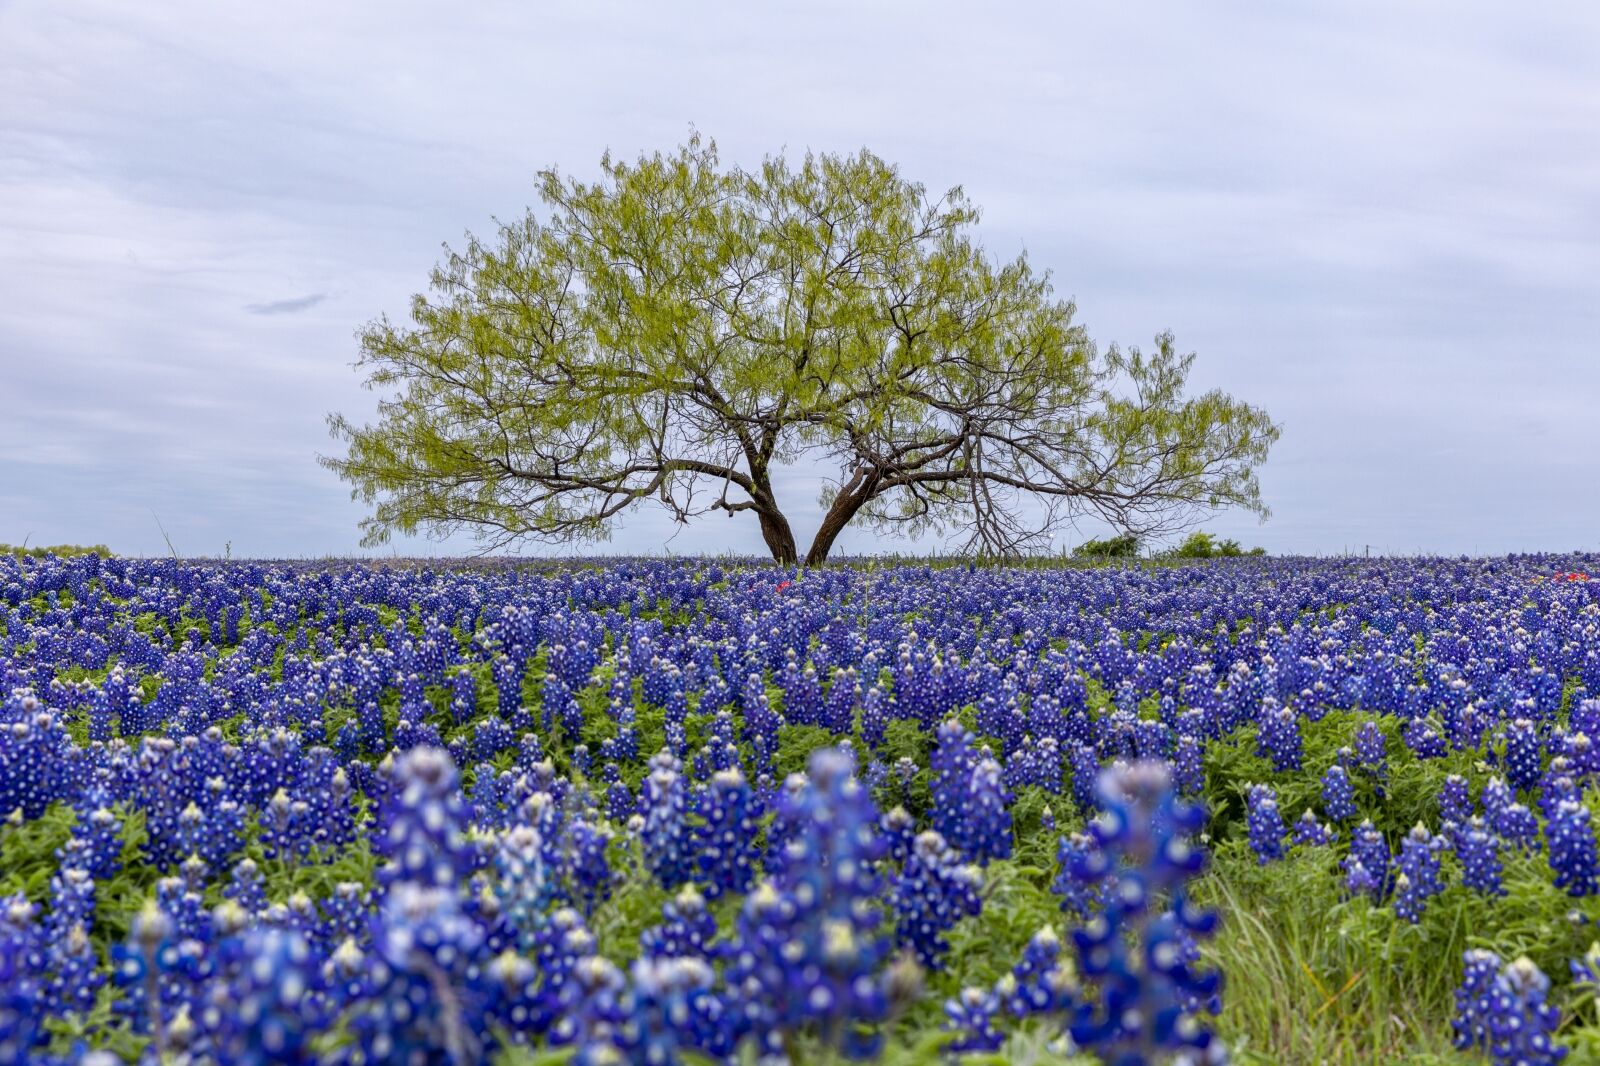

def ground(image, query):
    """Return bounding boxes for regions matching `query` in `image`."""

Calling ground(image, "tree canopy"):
[324,136,1279,564]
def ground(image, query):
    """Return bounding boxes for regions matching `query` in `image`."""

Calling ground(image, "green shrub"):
[1071,533,1142,558]
[0,543,112,558]
[1160,532,1265,559]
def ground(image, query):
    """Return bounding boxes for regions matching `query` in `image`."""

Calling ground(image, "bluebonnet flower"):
[1172,735,1205,796]
[891,830,983,968]
[960,756,1013,866]
[1455,818,1505,896]
[859,684,892,751]
[376,747,477,889]
[541,952,627,1059]
[42,919,102,1026]
[638,750,693,890]
[195,926,327,1065]
[492,906,600,1042]
[1291,810,1335,848]
[931,719,978,840]
[1454,948,1501,1053]
[1503,718,1543,793]
[0,895,44,1055]
[113,901,204,1054]
[1496,802,1541,852]
[1353,721,1386,781]
[1402,718,1447,760]
[723,749,891,1060]
[66,802,121,881]
[1070,742,1102,813]
[1062,762,1222,1064]
[943,984,1004,1053]
[1053,832,1111,920]
[448,667,478,725]
[1343,860,1379,899]
[1453,951,1566,1065]
[260,787,317,868]
[1481,776,1514,820]
[1547,800,1598,898]
[0,704,74,821]
[174,792,246,878]
[931,723,1012,865]
[1394,824,1444,923]
[1320,764,1357,823]
[639,884,717,960]
[893,756,919,796]
[604,770,634,826]
[1004,735,1064,793]
[541,671,583,740]
[610,954,737,1065]
[1344,821,1390,900]
[562,815,614,917]
[474,716,515,762]
[319,882,371,949]
[1571,940,1600,999]
[226,858,269,918]
[1246,783,1286,864]
[158,876,212,943]
[693,766,760,899]
[1536,764,1581,824]
[779,652,824,728]
[491,652,526,722]
[345,882,489,1063]
[999,926,1078,1020]
[44,865,95,946]
[740,674,781,777]
[879,806,917,867]
[1256,701,1302,772]
[1438,774,1472,827]
[496,820,556,946]
[824,666,860,735]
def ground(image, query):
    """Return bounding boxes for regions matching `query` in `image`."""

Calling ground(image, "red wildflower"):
[776,579,793,592]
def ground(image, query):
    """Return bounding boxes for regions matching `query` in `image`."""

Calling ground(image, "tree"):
[1072,533,1142,559]
[323,136,1279,565]
[1159,532,1267,559]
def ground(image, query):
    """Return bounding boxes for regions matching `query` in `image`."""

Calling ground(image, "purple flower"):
[1246,783,1286,864]
[891,830,983,968]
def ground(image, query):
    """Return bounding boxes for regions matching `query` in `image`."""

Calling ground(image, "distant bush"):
[1072,533,1143,559]
[1160,532,1266,559]
[0,543,112,559]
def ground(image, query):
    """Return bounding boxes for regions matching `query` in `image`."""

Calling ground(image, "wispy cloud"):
[245,292,327,315]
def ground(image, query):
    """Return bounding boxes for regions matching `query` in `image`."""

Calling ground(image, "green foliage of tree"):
[323,136,1279,564]
[1071,532,1143,558]
[0,544,111,558]
[1160,531,1267,559]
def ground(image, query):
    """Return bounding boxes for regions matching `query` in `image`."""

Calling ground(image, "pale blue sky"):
[2,1,1596,558]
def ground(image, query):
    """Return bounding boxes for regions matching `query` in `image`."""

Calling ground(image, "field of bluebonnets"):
[4,551,1600,1065]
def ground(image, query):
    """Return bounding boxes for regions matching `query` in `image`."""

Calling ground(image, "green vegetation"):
[1071,533,1143,559]
[0,543,111,558]
[1158,531,1265,559]
[323,136,1278,565]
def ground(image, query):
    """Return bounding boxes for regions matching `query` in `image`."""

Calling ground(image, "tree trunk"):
[758,509,798,564]
[803,474,876,565]
[747,460,798,564]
